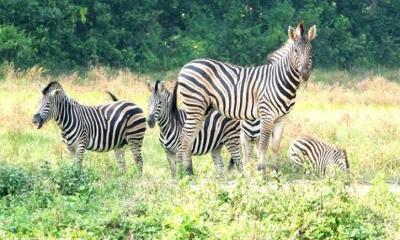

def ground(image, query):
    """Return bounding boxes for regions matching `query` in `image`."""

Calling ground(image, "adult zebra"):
[171,22,317,175]
[288,136,349,176]
[32,82,146,172]
[240,34,295,164]
[146,80,242,176]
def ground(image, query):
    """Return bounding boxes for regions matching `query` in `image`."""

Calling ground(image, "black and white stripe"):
[240,33,295,163]
[171,22,317,175]
[146,80,241,176]
[32,81,146,172]
[288,136,349,175]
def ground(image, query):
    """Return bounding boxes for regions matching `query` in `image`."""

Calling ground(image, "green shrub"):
[0,163,33,197]
[50,164,98,196]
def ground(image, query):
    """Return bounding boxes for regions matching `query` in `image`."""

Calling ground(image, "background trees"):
[0,0,398,72]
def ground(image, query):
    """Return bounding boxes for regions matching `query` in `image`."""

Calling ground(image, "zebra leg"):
[128,138,144,174]
[225,138,243,172]
[257,116,274,177]
[211,146,224,175]
[67,144,76,159]
[177,112,205,175]
[270,121,285,172]
[166,150,177,177]
[240,131,253,164]
[73,136,87,166]
[114,148,126,172]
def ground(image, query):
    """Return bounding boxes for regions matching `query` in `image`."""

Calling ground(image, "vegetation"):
[0,67,399,239]
[0,0,399,72]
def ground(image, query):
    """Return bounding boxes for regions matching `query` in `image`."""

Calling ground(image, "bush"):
[50,164,98,196]
[0,163,33,197]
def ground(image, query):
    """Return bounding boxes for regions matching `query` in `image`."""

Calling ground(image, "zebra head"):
[32,81,64,129]
[146,80,167,128]
[288,22,317,82]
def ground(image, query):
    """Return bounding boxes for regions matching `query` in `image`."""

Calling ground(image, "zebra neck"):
[54,96,83,134]
[157,106,183,142]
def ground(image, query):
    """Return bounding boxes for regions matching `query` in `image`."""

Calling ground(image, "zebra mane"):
[155,79,161,92]
[42,81,63,94]
[342,149,350,169]
[265,39,294,64]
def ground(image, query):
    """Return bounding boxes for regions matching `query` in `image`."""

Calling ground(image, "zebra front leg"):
[177,112,205,175]
[258,117,274,177]
[270,121,285,172]
[211,146,224,176]
[225,138,243,172]
[129,138,144,174]
[74,141,87,166]
[114,148,126,172]
[166,150,177,177]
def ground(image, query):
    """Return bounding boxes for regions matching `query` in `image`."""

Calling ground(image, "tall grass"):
[0,65,399,239]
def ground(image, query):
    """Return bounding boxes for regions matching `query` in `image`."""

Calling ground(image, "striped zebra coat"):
[172,22,317,175]
[240,36,295,164]
[32,82,146,172]
[288,136,349,175]
[146,80,241,176]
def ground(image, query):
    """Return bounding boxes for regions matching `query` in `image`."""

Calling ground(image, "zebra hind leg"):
[166,150,177,177]
[225,138,243,172]
[177,112,206,175]
[114,148,126,172]
[211,146,224,176]
[128,138,144,174]
[240,131,253,164]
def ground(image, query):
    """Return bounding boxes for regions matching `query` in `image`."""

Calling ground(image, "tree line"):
[0,0,398,72]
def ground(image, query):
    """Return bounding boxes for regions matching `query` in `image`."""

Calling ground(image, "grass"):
[0,65,399,239]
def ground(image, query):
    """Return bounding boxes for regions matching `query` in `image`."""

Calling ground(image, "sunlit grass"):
[0,66,399,238]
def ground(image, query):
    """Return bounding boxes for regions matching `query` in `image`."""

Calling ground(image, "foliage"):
[0,0,399,72]
[0,162,33,197]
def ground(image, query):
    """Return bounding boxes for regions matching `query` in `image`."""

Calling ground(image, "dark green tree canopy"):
[0,0,398,72]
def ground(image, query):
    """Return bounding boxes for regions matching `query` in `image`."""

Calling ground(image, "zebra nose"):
[32,114,44,129]
[300,68,311,81]
[147,114,156,128]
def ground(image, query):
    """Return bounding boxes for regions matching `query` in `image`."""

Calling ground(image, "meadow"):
[0,65,399,239]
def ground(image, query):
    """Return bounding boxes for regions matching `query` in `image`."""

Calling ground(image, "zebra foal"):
[288,136,349,176]
[172,22,317,175]
[146,80,242,176]
[32,81,146,172]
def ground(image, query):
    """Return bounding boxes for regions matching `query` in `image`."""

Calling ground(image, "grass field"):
[0,66,399,239]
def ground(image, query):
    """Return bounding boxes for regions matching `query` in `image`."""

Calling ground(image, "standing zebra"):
[146,80,242,176]
[240,33,295,164]
[288,136,349,175]
[171,22,317,175]
[32,81,146,172]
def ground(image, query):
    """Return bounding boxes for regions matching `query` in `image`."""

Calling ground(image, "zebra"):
[240,32,295,164]
[32,81,146,172]
[288,136,349,176]
[171,22,317,175]
[146,80,242,176]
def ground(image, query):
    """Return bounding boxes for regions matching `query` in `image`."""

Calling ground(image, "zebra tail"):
[170,82,182,126]
[106,91,119,101]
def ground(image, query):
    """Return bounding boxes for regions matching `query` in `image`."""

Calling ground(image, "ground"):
[0,66,399,239]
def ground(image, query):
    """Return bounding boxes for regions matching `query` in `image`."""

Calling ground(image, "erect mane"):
[265,39,293,64]
[42,81,63,94]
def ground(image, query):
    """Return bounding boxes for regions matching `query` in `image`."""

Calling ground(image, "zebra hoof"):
[257,163,267,171]
[186,167,194,176]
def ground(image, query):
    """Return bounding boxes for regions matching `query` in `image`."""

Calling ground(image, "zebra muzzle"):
[32,114,44,129]
[147,114,156,128]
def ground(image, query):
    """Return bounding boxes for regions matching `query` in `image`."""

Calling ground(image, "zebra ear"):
[38,82,45,92]
[288,26,296,40]
[308,25,317,42]
[146,81,153,92]
[158,81,165,92]
[296,21,305,37]
[49,89,61,97]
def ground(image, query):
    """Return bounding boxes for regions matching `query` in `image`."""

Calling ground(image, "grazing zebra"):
[32,81,146,172]
[146,80,242,176]
[240,32,295,164]
[171,22,317,175]
[288,136,349,175]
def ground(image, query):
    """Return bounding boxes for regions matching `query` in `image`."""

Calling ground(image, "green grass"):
[0,68,399,239]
